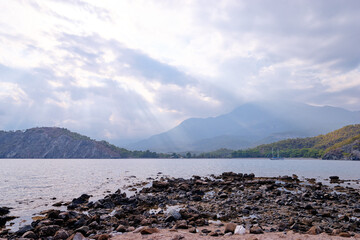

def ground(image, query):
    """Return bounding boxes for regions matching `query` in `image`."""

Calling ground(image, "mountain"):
[128,101,360,152]
[231,124,360,160]
[0,127,158,158]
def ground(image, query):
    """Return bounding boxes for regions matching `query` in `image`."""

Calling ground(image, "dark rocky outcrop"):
[323,139,360,160]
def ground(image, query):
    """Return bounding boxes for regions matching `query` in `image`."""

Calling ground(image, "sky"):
[0,0,360,145]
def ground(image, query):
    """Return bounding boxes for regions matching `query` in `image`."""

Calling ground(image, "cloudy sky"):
[0,0,360,145]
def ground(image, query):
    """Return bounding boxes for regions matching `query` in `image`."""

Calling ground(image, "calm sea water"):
[1,158,360,231]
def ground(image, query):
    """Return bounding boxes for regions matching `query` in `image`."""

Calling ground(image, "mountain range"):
[127,101,360,152]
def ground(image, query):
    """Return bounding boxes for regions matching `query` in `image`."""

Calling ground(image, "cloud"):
[0,0,360,145]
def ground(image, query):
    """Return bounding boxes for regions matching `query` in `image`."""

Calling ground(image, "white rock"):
[234,225,246,235]
[209,220,223,226]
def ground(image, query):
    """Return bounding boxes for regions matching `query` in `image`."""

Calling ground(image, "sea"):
[1,158,360,231]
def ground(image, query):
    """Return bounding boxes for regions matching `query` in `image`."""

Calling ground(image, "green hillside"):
[231,124,360,159]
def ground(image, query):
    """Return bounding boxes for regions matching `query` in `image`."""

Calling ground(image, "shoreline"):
[1,172,360,239]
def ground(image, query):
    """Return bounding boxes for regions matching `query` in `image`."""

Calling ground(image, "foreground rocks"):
[1,173,360,239]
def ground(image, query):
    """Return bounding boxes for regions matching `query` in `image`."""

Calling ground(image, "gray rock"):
[165,209,181,222]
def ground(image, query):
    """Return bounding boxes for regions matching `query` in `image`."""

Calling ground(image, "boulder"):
[224,223,237,233]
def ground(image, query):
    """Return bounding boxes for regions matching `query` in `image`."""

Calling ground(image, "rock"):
[189,227,197,233]
[0,207,10,216]
[72,194,91,205]
[209,220,223,226]
[339,232,351,238]
[166,209,182,222]
[71,232,87,240]
[201,229,211,234]
[46,209,61,219]
[140,227,160,235]
[224,223,237,233]
[175,220,188,229]
[304,204,313,210]
[171,234,184,240]
[209,231,218,236]
[133,226,145,233]
[250,225,264,234]
[54,229,70,240]
[76,226,90,235]
[307,226,322,235]
[234,225,246,235]
[152,181,169,189]
[38,225,60,237]
[116,224,127,232]
[16,225,33,236]
[73,217,86,228]
[88,221,99,229]
[219,193,228,199]
[0,216,16,226]
[52,201,63,207]
[21,231,37,239]
[58,212,69,221]
[96,234,110,240]
[330,176,340,183]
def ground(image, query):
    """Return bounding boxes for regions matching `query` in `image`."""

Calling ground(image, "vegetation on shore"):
[229,124,360,159]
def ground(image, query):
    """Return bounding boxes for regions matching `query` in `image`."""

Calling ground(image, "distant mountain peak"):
[127,102,360,153]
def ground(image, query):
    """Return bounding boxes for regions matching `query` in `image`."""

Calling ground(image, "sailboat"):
[270,148,284,160]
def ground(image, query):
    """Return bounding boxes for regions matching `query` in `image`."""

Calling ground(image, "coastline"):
[1,172,360,239]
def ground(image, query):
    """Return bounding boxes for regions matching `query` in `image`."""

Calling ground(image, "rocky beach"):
[1,172,360,239]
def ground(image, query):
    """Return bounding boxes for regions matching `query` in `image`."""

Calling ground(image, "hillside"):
[0,127,160,158]
[231,124,360,160]
[128,101,360,152]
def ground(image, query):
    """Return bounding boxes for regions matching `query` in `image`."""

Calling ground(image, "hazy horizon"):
[1,1,360,145]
